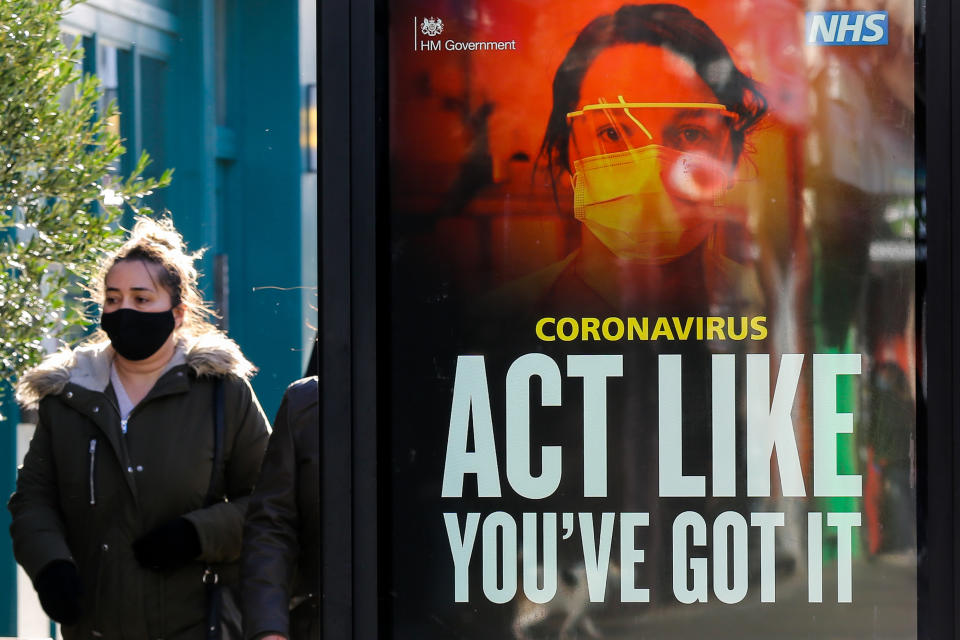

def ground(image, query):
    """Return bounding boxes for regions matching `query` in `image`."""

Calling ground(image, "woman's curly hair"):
[86,216,219,341]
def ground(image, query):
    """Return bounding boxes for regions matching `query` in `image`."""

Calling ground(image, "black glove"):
[132,517,202,571]
[34,559,82,625]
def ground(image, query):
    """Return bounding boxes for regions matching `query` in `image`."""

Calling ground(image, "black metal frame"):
[919,0,960,637]
[319,0,383,636]
[321,0,960,637]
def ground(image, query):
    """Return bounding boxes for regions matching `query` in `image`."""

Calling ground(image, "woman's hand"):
[132,517,202,570]
[35,559,82,624]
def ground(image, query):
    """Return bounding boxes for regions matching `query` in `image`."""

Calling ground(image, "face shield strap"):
[567,100,736,121]
[567,100,738,175]
[614,96,653,140]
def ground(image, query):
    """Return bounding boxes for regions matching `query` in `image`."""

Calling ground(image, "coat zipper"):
[104,398,139,503]
[88,438,97,505]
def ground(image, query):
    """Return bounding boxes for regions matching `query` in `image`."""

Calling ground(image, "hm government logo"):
[413,15,517,53]
[420,17,443,37]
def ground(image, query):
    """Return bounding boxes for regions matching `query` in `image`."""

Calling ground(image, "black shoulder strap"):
[204,378,226,507]
[202,378,227,640]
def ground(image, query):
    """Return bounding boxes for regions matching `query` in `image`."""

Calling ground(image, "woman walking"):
[9,217,270,638]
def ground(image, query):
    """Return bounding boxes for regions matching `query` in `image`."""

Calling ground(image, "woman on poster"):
[482,4,773,636]
[494,2,769,316]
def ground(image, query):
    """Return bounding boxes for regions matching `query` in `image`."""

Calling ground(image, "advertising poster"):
[386,1,917,637]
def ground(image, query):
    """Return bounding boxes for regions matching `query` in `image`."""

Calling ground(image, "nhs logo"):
[806,11,888,45]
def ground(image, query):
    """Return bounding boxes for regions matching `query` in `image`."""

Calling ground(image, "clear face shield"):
[567,98,740,263]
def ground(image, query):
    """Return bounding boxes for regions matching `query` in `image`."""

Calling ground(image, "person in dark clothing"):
[9,217,270,639]
[304,334,318,378]
[241,376,320,640]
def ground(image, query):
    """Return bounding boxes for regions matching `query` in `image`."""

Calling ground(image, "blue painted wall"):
[219,0,305,418]
[163,0,305,419]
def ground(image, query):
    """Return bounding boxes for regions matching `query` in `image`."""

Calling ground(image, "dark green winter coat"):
[9,334,270,639]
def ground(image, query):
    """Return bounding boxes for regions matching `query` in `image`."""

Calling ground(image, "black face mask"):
[100,308,177,361]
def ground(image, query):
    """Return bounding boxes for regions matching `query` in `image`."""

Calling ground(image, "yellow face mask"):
[572,145,731,264]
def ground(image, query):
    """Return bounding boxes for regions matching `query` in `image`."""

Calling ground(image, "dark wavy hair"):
[538,4,768,189]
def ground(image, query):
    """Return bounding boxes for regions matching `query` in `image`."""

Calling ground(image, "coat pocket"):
[91,542,108,636]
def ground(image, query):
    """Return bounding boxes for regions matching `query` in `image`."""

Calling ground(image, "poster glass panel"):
[385,2,918,637]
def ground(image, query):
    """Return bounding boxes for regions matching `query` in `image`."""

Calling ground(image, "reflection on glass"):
[57,32,79,111]
[306,84,317,172]
[97,44,120,140]
[97,43,121,188]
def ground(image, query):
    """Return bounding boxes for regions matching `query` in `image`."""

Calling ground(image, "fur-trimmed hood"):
[15,332,256,409]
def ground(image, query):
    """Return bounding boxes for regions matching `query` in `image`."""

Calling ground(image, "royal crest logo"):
[420,17,443,37]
